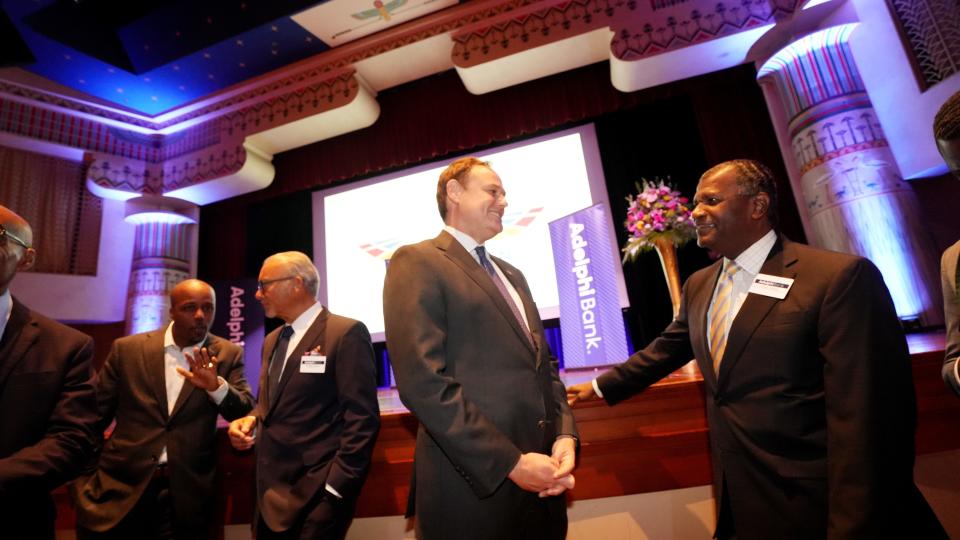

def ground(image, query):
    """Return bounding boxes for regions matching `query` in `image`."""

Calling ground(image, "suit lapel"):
[143,331,170,421]
[717,240,797,386]
[435,232,536,356]
[690,262,722,391]
[0,299,37,392]
[267,309,328,418]
[260,329,278,407]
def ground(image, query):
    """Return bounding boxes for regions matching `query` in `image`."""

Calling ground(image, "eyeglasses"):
[0,225,30,250]
[257,275,295,291]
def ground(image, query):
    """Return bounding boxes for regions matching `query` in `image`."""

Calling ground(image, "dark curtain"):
[200,61,801,347]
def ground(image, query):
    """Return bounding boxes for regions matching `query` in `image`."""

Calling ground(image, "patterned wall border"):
[884,0,960,91]
[611,0,800,61]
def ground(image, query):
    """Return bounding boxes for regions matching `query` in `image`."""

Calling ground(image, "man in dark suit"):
[382,157,578,540]
[567,159,946,539]
[74,278,255,539]
[934,90,960,395]
[0,205,98,540]
[228,251,380,540]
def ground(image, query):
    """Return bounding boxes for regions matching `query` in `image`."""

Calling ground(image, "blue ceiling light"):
[2,0,331,116]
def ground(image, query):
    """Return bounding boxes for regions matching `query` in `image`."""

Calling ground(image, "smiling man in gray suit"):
[383,157,578,540]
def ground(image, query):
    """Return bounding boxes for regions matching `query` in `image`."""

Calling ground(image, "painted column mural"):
[758,24,942,326]
[125,220,193,335]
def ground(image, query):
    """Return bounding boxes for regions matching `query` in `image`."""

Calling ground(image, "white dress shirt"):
[160,322,228,463]
[275,301,325,379]
[593,230,778,398]
[444,225,530,330]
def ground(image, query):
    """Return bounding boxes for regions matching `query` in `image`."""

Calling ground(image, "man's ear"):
[446,179,463,205]
[17,248,36,272]
[751,193,770,221]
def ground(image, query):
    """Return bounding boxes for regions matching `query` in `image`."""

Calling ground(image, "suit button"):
[537,420,546,429]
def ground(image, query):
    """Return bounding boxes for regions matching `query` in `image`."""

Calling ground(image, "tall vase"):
[652,237,682,320]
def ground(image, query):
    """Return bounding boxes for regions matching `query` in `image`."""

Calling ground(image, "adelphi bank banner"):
[212,279,265,396]
[548,203,628,369]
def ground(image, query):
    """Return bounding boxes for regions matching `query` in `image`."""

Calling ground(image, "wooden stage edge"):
[54,332,960,527]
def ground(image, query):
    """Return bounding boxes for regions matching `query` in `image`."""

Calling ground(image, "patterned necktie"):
[267,325,294,402]
[475,246,533,347]
[708,261,740,374]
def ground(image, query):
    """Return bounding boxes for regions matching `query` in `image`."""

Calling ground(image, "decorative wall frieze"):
[611,0,800,61]
[451,0,800,67]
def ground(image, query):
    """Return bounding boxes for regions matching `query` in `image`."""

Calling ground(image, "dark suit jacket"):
[0,297,98,539]
[597,238,945,540]
[74,330,254,532]
[942,240,959,395]
[383,231,577,540]
[254,307,380,532]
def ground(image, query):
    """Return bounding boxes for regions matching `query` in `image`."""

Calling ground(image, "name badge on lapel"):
[300,352,327,374]
[749,273,794,299]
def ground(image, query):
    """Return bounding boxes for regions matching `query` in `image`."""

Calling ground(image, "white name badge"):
[749,273,794,300]
[300,355,327,374]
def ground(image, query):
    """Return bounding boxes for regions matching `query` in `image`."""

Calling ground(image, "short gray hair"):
[264,251,320,298]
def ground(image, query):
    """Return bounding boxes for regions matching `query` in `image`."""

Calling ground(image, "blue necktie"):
[267,325,294,402]
[475,246,533,347]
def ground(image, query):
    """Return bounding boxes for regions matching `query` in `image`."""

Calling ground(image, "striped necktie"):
[475,246,533,347]
[708,261,740,374]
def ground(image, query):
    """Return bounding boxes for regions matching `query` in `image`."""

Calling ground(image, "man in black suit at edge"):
[0,204,98,540]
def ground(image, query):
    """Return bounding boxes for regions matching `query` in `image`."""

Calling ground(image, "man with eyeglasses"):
[228,251,380,540]
[74,278,254,539]
[0,205,98,540]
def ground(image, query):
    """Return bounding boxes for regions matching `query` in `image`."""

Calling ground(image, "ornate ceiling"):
[0,0,818,205]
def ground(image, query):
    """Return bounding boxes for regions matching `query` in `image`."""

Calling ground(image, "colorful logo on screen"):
[358,207,545,260]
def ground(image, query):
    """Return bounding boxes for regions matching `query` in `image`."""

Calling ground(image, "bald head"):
[0,205,37,294]
[169,279,216,347]
[0,206,33,247]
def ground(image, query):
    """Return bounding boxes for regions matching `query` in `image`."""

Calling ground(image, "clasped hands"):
[176,347,221,392]
[508,437,576,497]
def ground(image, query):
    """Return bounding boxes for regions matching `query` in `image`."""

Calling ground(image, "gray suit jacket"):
[74,330,254,532]
[383,231,577,539]
[942,240,960,396]
[597,238,944,540]
[0,298,97,539]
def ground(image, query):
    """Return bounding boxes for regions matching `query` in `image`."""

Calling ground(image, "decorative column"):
[757,24,942,326]
[124,196,199,335]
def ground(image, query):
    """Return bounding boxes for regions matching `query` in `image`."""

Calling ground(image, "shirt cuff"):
[325,483,343,499]
[591,378,604,399]
[207,376,228,404]
[954,359,959,387]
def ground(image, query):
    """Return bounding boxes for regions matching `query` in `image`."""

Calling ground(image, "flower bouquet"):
[622,179,696,318]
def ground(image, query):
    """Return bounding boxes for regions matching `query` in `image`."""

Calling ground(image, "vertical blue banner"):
[548,203,629,368]
[211,279,265,397]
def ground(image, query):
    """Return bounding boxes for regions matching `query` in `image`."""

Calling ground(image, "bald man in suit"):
[0,205,98,540]
[74,279,254,539]
[567,160,946,539]
[383,157,577,540]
